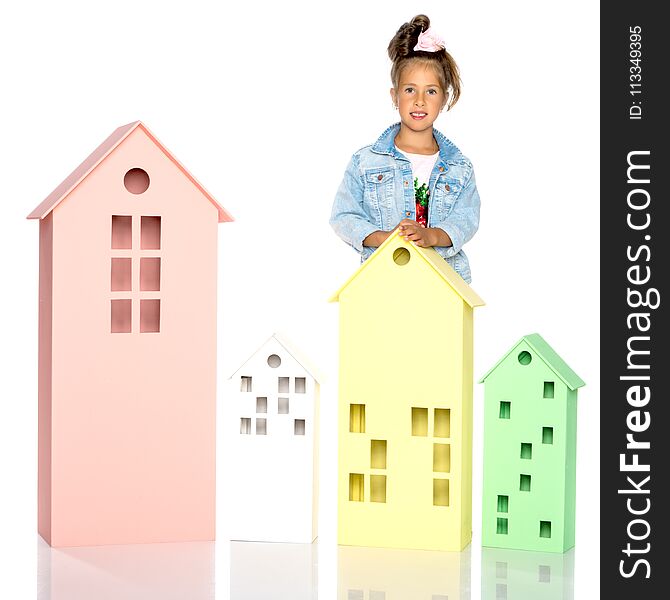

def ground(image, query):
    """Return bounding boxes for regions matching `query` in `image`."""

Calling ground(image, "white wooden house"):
[225,333,321,543]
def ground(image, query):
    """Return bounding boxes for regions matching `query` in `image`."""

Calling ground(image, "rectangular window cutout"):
[520,442,533,459]
[140,299,160,333]
[294,419,306,435]
[240,376,252,392]
[542,426,554,444]
[538,565,551,583]
[496,517,509,535]
[240,418,251,434]
[520,474,531,492]
[499,401,511,419]
[112,215,132,249]
[411,407,428,436]
[496,561,508,579]
[347,591,364,600]
[432,596,448,600]
[278,397,289,414]
[539,520,552,538]
[433,443,451,473]
[370,440,387,469]
[433,478,449,506]
[294,377,306,393]
[278,377,289,393]
[543,381,555,398]
[370,475,387,503]
[256,418,267,435]
[256,397,267,413]
[140,257,161,291]
[111,258,132,291]
[349,473,364,502]
[111,299,131,333]
[349,404,365,433]
[497,494,509,513]
[496,583,508,600]
[370,593,387,600]
[434,408,451,438]
[141,216,161,249]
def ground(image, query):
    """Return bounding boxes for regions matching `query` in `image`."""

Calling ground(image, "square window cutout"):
[496,517,508,535]
[497,495,509,513]
[111,299,131,333]
[141,216,161,249]
[412,407,428,436]
[111,258,131,291]
[140,299,160,333]
[540,520,552,538]
[111,215,132,249]
[349,474,364,502]
[543,381,555,398]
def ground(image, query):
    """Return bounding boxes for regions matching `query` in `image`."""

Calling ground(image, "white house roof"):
[228,332,325,383]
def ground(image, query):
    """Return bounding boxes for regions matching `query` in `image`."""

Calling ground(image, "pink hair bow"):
[414,27,446,52]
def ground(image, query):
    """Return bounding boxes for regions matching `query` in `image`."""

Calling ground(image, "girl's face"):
[391,61,447,135]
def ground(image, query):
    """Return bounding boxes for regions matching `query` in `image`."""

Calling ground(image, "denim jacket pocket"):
[430,179,462,222]
[364,168,395,229]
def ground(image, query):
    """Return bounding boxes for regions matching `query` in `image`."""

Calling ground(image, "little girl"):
[330,14,480,283]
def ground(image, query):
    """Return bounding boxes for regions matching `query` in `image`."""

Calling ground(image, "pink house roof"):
[27,120,233,222]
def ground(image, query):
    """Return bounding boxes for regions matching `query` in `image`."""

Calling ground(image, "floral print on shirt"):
[414,178,429,227]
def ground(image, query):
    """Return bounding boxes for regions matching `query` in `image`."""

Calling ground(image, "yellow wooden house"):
[331,229,484,551]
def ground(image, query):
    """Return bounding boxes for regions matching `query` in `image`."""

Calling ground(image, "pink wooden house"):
[28,120,232,547]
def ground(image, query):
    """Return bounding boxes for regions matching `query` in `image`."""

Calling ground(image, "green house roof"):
[479,333,585,390]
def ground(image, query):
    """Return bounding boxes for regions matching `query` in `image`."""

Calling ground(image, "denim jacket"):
[330,123,480,283]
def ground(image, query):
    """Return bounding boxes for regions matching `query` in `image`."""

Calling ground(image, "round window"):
[393,247,410,266]
[267,354,282,368]
[124,168,150,194]
[518,351,532,365]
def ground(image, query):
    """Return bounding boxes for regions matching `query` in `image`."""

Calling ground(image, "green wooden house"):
[480,334,584,553]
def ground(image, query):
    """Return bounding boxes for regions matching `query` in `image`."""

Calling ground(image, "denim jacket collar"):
[371,122,458,165]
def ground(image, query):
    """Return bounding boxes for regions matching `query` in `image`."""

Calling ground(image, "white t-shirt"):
[396,147,439,188]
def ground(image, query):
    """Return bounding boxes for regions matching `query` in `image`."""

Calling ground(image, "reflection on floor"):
[230,540,317,600]
[37,536,215,600]
[338,544,471,600]
[481,547,575,600]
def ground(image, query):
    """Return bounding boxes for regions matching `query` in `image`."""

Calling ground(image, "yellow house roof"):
[329,228,485,308]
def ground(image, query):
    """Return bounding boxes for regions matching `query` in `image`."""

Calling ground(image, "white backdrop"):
[0,1,599,597]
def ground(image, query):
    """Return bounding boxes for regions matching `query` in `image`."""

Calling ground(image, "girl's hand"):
[397,219,436,247]
[397,219,453,248]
